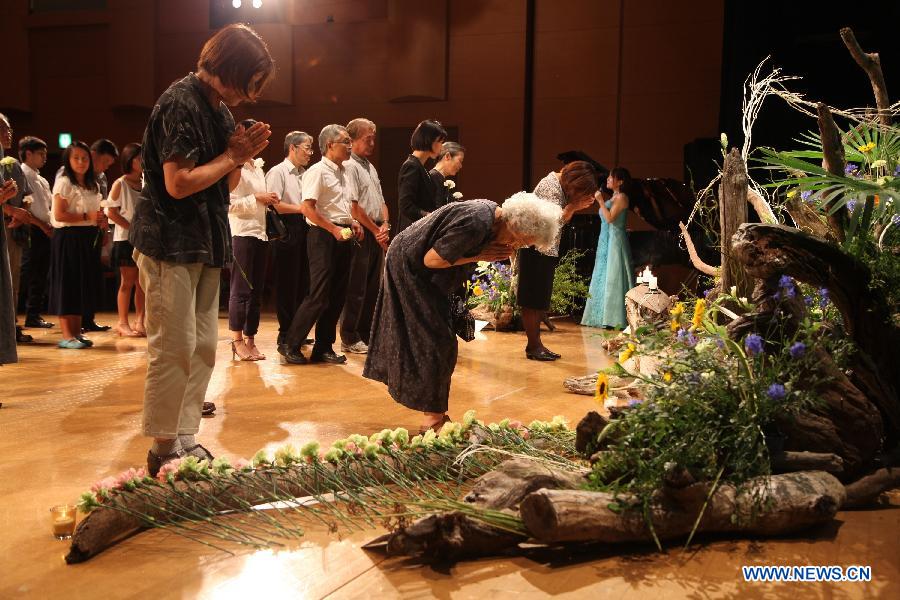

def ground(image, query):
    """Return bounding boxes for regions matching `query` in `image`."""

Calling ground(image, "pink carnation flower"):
[91,476,120,493]
[156,458,183,482]
[234,458,251,470]
[345,442,358,454]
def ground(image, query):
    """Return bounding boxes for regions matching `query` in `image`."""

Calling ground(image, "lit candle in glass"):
[50,505,77,540]
[648,276,658,291]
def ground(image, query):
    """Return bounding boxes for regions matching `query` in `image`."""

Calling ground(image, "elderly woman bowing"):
[363,194,563,433]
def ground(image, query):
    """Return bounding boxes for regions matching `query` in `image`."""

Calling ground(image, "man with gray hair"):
[281,124,362,365]
[340,118,389,354]
[266,130,315,350]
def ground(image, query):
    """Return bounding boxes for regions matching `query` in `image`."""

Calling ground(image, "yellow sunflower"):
[595,372,609,405]
[663,371,673,383]
[857,142,876,153]
[473,285,483,296]
[618,343,636,363]
[692,299,707,330]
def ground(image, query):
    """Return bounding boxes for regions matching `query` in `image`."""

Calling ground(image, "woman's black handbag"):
[449,292,475,342]
[266,206,288,242]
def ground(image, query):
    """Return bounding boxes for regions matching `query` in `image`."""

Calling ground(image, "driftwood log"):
[719,149,752,298]
[729,223,900,436]
[843,467,900,508]
[817,103,849,242]
[840,27,892,128]
[771,451,844,475]
[519,471,846,544]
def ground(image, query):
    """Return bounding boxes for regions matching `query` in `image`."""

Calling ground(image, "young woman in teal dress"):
[581,167,633,329]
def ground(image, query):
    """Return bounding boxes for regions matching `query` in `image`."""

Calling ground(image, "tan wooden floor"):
[1,314,897,599]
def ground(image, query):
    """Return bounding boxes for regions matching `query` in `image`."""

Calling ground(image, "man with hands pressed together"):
[129,24,275,476]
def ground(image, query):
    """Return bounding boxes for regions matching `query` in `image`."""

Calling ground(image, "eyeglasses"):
[295,145,314,154]
[331,139,352,147]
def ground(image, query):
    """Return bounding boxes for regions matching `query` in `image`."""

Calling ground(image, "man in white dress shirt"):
[340,118,389,354]
[18,136,55,330]
[266,130,314,350]
[281,124,362,365]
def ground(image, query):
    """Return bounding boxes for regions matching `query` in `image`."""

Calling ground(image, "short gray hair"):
[346,118,375,140]
[439,141,465,160]
[284,130,311,156]
[318,124,348,154]
[501,192,563,253]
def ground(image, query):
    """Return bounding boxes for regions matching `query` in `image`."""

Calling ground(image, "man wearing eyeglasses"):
[266,130,314,351]
[281,124,363,365]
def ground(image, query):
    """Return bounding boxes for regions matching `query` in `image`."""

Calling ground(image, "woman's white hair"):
[501,191,562,252]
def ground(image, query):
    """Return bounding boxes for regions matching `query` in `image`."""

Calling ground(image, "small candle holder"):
[50,505,77,540]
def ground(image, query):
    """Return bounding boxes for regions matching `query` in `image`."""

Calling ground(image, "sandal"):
[245,337,266,360]
[418,414,451,435]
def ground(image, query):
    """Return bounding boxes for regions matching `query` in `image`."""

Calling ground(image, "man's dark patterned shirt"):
[130,73,235,267]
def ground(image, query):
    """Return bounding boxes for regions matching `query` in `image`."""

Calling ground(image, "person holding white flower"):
[281,124,363,365]
[1,114,38,344]
[105,142,145,337]
[429,141,465,207]
[0,113,23,363]
[48,140,106,349]
[18,136,56,332]
[227,120,279,361]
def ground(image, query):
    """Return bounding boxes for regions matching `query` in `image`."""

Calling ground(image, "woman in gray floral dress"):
[364,195,563,433]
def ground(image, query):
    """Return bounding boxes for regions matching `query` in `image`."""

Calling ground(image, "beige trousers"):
[136,252,220,438]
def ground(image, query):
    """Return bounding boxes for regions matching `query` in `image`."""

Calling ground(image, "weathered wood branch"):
[678,221,718,276]
[843,467,900,508]
[519,471,846,544]
[785,195,834,240]
[817,103,848,242]
[747,187,777,224]
[840,27,892,128]
[771,451,844,475]
[719,149,751,297]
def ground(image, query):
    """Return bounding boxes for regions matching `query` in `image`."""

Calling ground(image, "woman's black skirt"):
[111,240,137,267]
[47,226,101,316]
[516,247,559,311]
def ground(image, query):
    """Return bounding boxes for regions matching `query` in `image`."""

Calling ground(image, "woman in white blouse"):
[228,122,279,360]
[48,141,107,349]
[106,143,145,337]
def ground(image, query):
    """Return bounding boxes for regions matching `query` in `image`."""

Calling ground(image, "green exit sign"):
[58,132,72,148]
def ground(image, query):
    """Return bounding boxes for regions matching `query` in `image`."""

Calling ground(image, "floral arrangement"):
[469,250,589,320]
[74,412,577,554]
[469,260,516,316]
[587,280,852,548]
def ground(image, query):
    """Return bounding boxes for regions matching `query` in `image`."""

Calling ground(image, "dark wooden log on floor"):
[519,471,846,544]
[385,458,586,559]
[771,451,844,475]
[843,467,900,508]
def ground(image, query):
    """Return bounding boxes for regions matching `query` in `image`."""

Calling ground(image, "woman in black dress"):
[364,194,563,433]
[517,160,599,361]
[396,120,446,235]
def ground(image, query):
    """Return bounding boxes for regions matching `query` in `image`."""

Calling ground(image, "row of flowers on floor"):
[79,413,571,513]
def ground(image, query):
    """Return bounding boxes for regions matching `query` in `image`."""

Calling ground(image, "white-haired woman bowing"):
[364,194,562,433]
